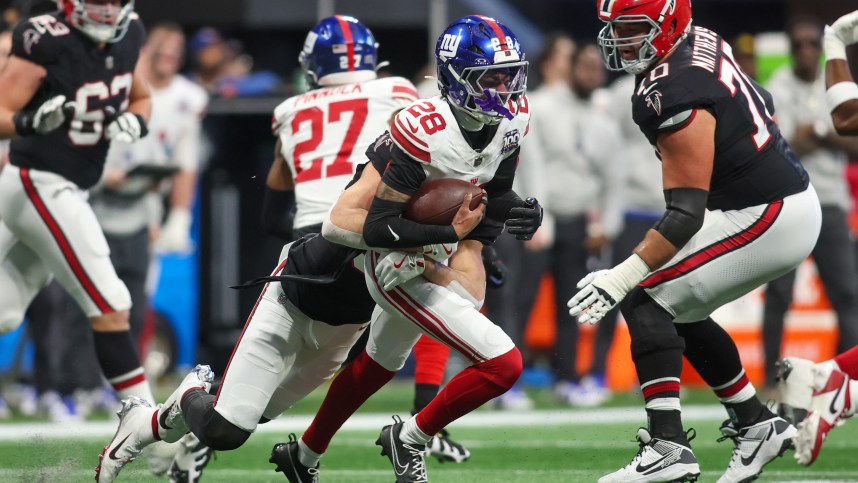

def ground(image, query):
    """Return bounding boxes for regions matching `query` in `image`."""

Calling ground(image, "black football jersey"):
[280,234,373,326]
[632,26,809,211]
[9,12,145,189]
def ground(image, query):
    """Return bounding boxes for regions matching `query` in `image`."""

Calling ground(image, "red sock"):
[834,346,858,379]
[301,351,395,454]
[415,347,521,436]
[414,336,450,386]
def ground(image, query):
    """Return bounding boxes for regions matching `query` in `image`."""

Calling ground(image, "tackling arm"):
[423,239,487,305]
[824,11,858,135]
[0,57,47,139]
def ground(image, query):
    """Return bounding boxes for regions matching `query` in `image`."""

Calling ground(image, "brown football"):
[403,178,484,225]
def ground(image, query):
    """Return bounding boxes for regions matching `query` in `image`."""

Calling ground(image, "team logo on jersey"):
[438,32,463,62]
[645,90,663,115]
[502,129,520,154]
[105,56,114,70]
[23,29,41,55]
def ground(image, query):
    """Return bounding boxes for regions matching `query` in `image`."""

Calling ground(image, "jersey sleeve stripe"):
[393,85,420,98]
[393,96,419,103]
[394,116,429,148]
[391,122,431,163]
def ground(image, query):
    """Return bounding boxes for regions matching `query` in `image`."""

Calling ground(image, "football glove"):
[831,10,858,46]
[106,112,148,143]
[482,244,508,289]
[13,95,75,136]
[422,242,458,262]
[567,254,650,324]
[154,207,193,254]
[506,197,543,241]
[375,251,425,291]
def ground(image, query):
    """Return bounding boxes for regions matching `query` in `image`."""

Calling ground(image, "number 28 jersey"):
[10,12,145,189]
[273,76,418,230]
[632,26,808,211]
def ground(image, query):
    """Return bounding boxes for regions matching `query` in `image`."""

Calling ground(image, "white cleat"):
[425,429,471,463]
[168,433,214,483]
[716,416,796,482]
[145,441,181,476]
[599,428,700,483]
[156,365,215,443]
[95,396,158,483]
[794,363,854,466]
[774,357,815,425]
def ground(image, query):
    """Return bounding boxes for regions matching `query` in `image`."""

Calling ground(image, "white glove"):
[421,242,458,262]
[375,251,425,291]
[832,10,858,46]
[106,112,148,143]
[567,254,650,324]
[14,95,74,135]
[155,207,193,254]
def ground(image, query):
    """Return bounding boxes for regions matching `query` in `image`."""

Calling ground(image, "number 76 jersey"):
[632,25,808,212]
[273,76,418,229]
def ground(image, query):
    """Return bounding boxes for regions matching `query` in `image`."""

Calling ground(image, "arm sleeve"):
[363,148,458,248]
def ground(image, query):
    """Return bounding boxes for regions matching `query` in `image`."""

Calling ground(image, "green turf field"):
[0,382,856,482]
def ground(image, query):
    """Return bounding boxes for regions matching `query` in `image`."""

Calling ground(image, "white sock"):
[398,417,432,445]
[297,438,322,468]
[849,380,858,416]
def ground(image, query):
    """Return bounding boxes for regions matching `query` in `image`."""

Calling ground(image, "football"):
[403,178,484,225]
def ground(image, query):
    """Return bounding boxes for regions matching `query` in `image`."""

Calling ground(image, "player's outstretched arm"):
[824,10,858,135]
[0,56,48,139]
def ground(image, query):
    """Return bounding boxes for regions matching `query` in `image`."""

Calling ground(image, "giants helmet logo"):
[438,32,462,62]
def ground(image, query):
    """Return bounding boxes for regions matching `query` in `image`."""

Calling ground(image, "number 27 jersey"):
[632,26,808,211]
[273,76,418,230]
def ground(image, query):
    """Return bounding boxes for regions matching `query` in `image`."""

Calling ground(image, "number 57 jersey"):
[632,25,808,212]
[9,12,145,190]
[273,76,419,230]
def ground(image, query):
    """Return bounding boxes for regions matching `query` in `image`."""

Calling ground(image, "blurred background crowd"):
[0,0,857,421]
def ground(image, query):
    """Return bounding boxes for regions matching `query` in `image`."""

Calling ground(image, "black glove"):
[506,197,543,241]
[481,244,508,289]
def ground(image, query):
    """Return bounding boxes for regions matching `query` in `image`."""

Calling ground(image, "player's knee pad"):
[199,411,252,451]
[478,346,522,390]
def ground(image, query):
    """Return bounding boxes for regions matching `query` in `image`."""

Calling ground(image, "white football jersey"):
[389,95,530,185]
[273,76,418,229]
[106,75,209,172]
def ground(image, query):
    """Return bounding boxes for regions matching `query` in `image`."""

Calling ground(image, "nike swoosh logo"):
[740,426,772,466]
[159,402,175,430]
[393,254,409,269]
[388,225,400,242]
[390,431,409,476]
[637,454,670,473]
[829,379,845,416]
[405,118,419,134]
[641,82,659,96]
[443,244,453,255]
[109,434,131,461]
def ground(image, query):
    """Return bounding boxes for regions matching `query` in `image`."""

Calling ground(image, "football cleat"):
[774,357,814,425]
[376,416,428,483]
[426,428,471,463]
[144,441,180,476]
[157,365,215,443]
[168,433,213,483]
[270,434,319,483]
[598,428,700,483]
[716,416,796,482]
[95,396,158,483]
[794,363,854,466]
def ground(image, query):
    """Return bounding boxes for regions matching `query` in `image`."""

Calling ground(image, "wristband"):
[12,111,35,136]
[826,82,858,113]
[612,253,651,293]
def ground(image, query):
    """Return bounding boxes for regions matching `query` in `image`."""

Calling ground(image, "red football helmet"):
[596,0,692,74]
[58,0,135,43]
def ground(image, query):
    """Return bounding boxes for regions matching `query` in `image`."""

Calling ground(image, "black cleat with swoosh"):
[376,416,428,483]
[717,415,796,482]
[270,434,319,483]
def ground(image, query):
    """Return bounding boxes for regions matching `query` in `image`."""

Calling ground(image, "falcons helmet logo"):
[645,90,663,115]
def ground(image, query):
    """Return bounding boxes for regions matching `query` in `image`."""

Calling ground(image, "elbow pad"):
[261,187,295,241]
[654,188,708,248]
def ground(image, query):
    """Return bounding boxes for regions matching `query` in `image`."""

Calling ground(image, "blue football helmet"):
[299,15,379,88]
[435,15,528,124]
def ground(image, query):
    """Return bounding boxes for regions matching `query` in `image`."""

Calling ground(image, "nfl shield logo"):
[106,56,114,70]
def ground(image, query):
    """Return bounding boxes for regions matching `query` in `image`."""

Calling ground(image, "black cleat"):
[376,416,428,483]
[270,434,319,483]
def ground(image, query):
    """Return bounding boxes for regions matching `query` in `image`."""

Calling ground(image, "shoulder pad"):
[11,15,71,65]
[390,98,445,164]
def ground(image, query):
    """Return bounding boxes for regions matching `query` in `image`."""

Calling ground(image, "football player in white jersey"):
[272,16,543,483]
